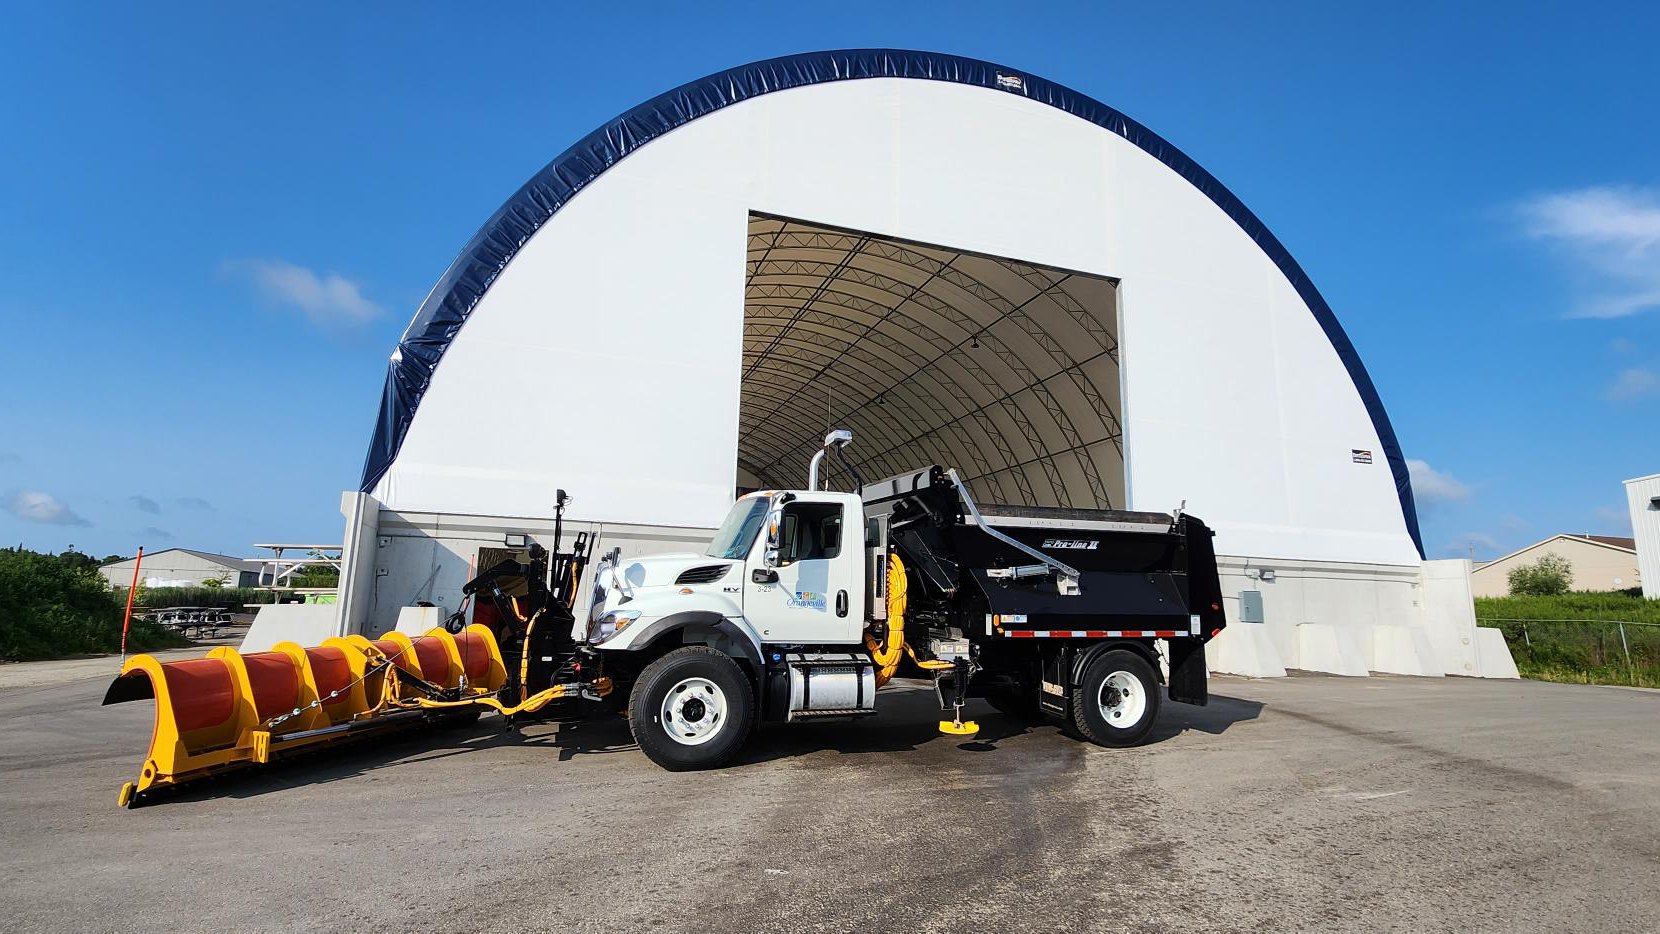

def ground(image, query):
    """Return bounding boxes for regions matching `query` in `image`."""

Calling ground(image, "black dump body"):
[863,466,1226,704]
[959,503,1225,634]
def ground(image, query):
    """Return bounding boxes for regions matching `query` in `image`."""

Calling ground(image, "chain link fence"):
[1480,617,1660,689]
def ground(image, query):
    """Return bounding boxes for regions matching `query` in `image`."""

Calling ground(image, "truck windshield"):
[705,497,770,560]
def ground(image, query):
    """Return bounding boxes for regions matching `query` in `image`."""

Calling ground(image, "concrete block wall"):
[1295,623,1370,676]
[1207,555,1515,679]
[240,604,339,653]
[355,505,712,638]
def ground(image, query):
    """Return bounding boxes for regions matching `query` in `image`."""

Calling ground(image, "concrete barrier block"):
[1295,623,1370,676]
[240,604,340,653]
[1208,624,1287,678]
[1418,559,1481,675]
[1474,627,1521,679]
[395,605,450,636]
[1370,625,1444,677]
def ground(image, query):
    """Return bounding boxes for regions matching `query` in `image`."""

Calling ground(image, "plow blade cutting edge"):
[101,624,598,808]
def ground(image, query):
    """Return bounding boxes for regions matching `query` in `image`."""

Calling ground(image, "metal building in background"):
[1626,473,1660,598]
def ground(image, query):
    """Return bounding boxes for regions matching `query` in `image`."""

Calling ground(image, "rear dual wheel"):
[628,646,754,770]
[1069,649,1160,747]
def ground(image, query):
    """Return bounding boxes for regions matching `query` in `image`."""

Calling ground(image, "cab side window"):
[777,502,843,564]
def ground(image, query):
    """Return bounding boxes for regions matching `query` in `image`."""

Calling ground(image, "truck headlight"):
[590,609,641,644]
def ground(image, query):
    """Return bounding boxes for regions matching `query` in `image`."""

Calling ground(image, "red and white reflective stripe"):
[1004,630,1183,638]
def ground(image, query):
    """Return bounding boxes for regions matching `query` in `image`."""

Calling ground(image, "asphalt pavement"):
[2,664,1656,933]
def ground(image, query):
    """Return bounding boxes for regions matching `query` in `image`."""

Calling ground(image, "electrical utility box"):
[1239,590,1265,624]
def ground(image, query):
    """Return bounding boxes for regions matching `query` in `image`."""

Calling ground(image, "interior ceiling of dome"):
[740,214,1124,509]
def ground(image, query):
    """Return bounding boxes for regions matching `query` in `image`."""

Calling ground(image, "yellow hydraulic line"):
[414,677,612,717]
[867,553,950,687]
[517,608,542,703]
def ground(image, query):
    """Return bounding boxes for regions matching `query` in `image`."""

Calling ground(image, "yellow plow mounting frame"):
[102,624,609,808]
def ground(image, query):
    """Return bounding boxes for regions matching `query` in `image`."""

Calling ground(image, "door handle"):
[836,590,848,617]
[752,569,778,584]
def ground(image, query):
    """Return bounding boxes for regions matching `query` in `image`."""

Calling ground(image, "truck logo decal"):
[1041,539,1098,550]
[787,591,826,610]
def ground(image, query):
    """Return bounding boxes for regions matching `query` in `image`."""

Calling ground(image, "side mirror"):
[764,509,783,567]
[752,568,779,584]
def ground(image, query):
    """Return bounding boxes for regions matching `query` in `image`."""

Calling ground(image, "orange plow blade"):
[102,624,531,808]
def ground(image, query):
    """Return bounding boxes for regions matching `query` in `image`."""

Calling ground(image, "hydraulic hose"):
[866,553,908,687]
[517,609,543,703]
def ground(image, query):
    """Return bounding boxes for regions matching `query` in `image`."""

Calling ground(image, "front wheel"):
[628,646,754,770]
[1069,649,1161,747]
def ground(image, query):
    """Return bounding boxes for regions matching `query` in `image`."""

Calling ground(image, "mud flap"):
[1167,639,1208,706]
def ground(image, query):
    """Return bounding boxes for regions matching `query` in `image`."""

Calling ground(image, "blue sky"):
[1,1,1655,561]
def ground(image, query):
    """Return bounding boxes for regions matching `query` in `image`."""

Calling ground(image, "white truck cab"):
[588,489,866,651]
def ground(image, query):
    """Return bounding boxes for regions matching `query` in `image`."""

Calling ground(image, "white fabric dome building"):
[317,51,1504,679]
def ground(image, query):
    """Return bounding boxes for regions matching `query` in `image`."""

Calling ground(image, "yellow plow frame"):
[103,624,608,808]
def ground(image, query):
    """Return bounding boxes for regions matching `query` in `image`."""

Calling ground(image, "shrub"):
[124,586,275,611]
[0,547,189,661]
[1508,553,1573,596]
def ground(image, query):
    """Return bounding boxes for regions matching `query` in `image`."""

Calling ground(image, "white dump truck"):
[569,430,1227,769]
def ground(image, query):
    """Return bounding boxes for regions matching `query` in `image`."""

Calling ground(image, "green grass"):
[1476,592,1660,688]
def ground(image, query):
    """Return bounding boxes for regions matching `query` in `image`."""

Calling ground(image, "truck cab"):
[587,490,867,653]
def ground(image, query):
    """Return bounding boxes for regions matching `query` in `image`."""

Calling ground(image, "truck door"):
[745,495,862,645]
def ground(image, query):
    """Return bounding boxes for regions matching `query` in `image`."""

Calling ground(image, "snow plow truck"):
[104,430,1226,806]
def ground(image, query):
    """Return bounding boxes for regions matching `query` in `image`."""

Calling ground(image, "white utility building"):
[1626,473,1660,599]
[100,549,265,590]
[275,51,1510,677]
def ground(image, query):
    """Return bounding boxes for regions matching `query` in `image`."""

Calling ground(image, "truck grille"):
[674,565,731,585]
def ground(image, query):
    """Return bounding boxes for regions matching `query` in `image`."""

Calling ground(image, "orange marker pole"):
[120,546,145,662]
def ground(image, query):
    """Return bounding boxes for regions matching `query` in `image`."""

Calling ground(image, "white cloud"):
[129,494,160,515]
[228,259,383,326]
[4,489,90,526]
[1605,367,1659,402]
[1444,532,1501,559]
[1407,459,1469,505]
[137,525,175,542]
[1518,186,1660,319]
